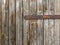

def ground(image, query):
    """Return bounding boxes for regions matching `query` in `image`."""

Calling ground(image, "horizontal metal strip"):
[24,15,60,20]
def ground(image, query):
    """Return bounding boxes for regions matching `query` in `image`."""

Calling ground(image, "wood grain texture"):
[30,21,37,45]
[54,0,60,45]
[16,0,22,45]
[44,0,49,45]
[0,0,2,45]
[29,0,37,45]
[2,0,9,45]
[37,0,44,45]
[9,0,16,45]
[48,0,55,45]
[23,0,30,45]
[0,0,60,45]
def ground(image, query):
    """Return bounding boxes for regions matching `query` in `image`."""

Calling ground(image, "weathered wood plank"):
[30,21,37,45]
[1,0,60,45]
[16,0,22,45]
[54,0,60,45]
[44,0,49,45]
[29,0,37,45]
[48,0,55,45]
[37,0,44,45]
[2,0,9,45]
[9,0,16,45]
[23,0,30,45]
[0,0,2,45]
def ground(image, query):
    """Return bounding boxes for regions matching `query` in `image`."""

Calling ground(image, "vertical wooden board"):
[48,0,55,45]
[54,0,60,45]
[44,0,49,45]
[16,0,22,45]
[23,0,30,45]
[37,0,44,45]
[2,0,9,45]
[54,20,59,45]
[9,0,16,45]
[30,21,37,45]
[30,0,37,45]
[0,0,2,45]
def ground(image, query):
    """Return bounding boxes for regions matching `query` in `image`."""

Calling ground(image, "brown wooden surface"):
[0,0,2,45]
[44,0,49,45]
[54,0,60,45]
[16,0,22,45]
[29,0,37,45]
[0,0,60,45]
[37,0,44,45]
[2,0,9,45]
[23,0,30,45]
[9,0,16,45]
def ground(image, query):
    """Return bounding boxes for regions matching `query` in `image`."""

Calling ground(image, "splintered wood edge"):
[24,15,60,20]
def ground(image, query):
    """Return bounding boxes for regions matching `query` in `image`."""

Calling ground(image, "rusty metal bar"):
[24,15,60,20]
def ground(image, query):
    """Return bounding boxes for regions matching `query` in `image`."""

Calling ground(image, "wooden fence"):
[0,0,60,45]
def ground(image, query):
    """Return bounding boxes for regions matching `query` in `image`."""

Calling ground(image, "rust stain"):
[42,15,50,19]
